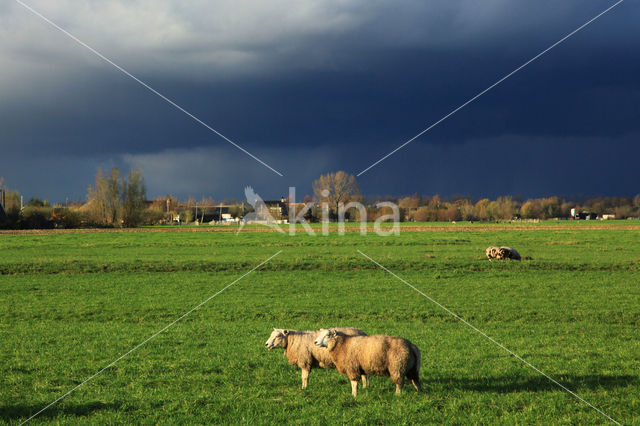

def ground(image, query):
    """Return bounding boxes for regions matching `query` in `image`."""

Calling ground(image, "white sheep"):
[486,246,522,260]
[314,328,422,397]
[265,327,368,389]
[486,246,500,260]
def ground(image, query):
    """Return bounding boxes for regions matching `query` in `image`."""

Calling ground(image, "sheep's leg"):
[392,375,404,394]
[361,375,369,388]
[350,380,359,397]
[301,368,310,389]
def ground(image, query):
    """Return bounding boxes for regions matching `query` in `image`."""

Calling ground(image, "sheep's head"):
[265,328,289,350]
[497,248,510,259]
[314,328,337,349]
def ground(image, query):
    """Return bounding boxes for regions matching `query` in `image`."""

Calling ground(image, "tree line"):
[392,194,640,222]
[0,168,148,229]
[309,172,640,222]
[1,170,639,229]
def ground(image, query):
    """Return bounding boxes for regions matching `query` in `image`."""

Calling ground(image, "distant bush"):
[25,197,50,208]
[0,207,21,229]
[20,206,54,229]
[142,208,165,225]
[51,207,84,228]
[0,206,91,230]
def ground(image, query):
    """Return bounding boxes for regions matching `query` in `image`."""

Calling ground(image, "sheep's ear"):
[283,330,289,335]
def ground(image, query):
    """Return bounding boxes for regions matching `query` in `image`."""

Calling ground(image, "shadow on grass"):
[0,400,126,422]
[426,374,638,393]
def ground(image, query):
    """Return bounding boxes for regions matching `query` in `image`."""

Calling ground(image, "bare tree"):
[105,167,121,224]
[86,168,109,224]
[474,198,490,221]
[87,167,146,226]
[398,194,420,210]
[312,171,361,218]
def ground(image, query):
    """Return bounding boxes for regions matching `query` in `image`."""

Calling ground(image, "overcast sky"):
[1,0,638,202]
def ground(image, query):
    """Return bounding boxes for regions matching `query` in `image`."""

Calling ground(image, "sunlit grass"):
[1,225,638,424]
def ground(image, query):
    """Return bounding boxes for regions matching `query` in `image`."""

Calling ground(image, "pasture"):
[1,222,639,424]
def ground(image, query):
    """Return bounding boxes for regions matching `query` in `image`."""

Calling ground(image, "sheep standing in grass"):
[314,329,422,397]
[265,328,368,389]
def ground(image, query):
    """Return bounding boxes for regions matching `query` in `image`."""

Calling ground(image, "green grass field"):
[1,224,639,424]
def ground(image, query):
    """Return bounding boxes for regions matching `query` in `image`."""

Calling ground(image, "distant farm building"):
[260,198,310,223]
[193,205,233,223]
[575,212,598,220]
[263,198,288,220]
[571,208,599,220]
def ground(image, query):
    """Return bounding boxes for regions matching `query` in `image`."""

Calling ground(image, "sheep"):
[486,246,521,260]
[265,327,368,389]
[486,246,500,260]
[314,329,422,397]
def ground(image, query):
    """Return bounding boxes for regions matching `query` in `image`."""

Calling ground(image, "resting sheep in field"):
[314,329,422,397]
[486,246,521,261]
[265,328,368,389]
[486,246,500,260]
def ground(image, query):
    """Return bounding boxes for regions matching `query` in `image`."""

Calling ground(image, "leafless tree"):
[312,171,361,217]
[87,167,146,226]
[121,169,147,227]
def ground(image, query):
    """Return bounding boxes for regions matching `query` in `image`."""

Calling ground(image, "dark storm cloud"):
[357,134,640,199]
[1,0,639,201]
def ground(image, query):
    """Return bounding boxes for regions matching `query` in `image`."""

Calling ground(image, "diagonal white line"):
[357,250,620,425]
[357,0,625,176]
[20,250,283,425]
[14,0,284,177]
